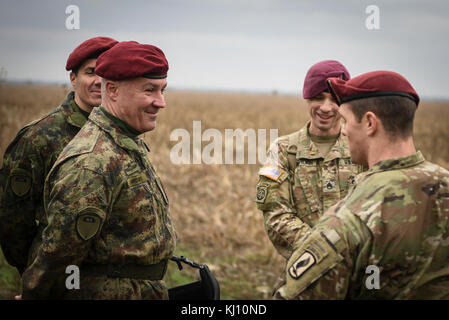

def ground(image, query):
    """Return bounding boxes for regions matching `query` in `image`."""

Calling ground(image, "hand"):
[14,295,22,300]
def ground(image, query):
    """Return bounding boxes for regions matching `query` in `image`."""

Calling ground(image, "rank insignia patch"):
[127,172,147,188]
[325,180,336,191]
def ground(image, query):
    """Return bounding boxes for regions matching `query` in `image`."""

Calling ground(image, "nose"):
[320,97,337,112]
[93,75,102,86]
[153,91,166,109]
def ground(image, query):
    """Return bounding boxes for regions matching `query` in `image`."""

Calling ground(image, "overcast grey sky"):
[1,0,448,99]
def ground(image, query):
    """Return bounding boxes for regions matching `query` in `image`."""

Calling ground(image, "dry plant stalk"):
[1,83,448,298]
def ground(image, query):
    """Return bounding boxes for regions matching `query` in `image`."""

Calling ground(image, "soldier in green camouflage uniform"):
[275,71,449,299]
[22,41,177,299]
[256,61,363,260]
[0,37,118,275]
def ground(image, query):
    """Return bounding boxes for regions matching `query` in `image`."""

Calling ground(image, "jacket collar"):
[88,107,150,155]
[296,121,350,161]
[369,151,425,174]
[60,91,89,128]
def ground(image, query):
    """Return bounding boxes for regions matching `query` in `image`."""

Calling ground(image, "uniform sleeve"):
[0,137,42,274]
[256,139,312,259]
[22,161,110,299]
[274,205,373,300]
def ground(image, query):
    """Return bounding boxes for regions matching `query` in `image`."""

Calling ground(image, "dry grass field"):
[0,83,448,299]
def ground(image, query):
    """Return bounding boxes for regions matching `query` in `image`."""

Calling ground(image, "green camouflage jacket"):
[21,107,177,299]
[276,151,449,299]
[0,91,88,274]
[256,122,363,259]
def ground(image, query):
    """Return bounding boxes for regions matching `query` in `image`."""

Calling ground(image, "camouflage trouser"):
[64,275,169,300]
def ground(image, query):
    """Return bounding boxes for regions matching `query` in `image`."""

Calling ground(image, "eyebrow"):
[310,93,325,100]
[143,82,167,90]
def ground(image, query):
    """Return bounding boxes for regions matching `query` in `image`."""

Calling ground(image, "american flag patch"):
[258,164,283,181]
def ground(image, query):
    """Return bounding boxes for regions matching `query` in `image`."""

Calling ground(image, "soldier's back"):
[344,154,449,299]
[0,92,86,271]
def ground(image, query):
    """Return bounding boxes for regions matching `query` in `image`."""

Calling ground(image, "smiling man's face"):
[114,77,167,133]
[70,58,102,112]
[307,91,341,136]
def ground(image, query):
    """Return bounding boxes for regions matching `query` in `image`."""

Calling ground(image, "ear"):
[70,72,76,88]
[105,80,119,101]
[364,111,378,137]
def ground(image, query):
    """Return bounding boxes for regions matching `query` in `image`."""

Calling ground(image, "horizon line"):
[2,79,449,102]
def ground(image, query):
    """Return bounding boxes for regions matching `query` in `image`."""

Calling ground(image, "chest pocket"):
[127,169,169,208]
[293,159,322,221]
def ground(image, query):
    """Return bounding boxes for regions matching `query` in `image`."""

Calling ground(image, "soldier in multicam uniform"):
[21,41,177,300]
[276,71,449,300]
[0,37,118,275]
[256,60,363,262]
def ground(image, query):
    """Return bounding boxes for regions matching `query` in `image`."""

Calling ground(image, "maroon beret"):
[327,70,420,107]
[66,36,118,71]
[95,41,169,80]
[303,60,350,99]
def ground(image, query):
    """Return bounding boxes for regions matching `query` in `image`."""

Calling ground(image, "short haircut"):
[347,96,417,139]
[71,65,80,76]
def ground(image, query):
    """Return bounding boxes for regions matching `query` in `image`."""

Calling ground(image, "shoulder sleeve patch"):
[9,168,32,197]
[258,164,288,183]
[255,183,269,203]
[76,207,104,241]
[282,229,346,298]
[288,251,316,279]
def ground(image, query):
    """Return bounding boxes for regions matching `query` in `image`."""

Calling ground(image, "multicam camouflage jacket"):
[276,151,449,300]
[0,91,88,274]
[256,122,363,259]
[21,107,177,299]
